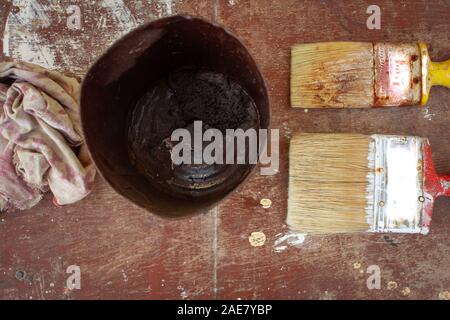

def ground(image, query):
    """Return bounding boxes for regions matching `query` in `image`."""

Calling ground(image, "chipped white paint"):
[274,245,287,253]
[2,0,178,76]
[212,206,219,294]
[3,0,56,68]
[101,0,139,36]
[273,232,307,252]
[155,0,174,16]
[249,231,266,247]
[353,262,361,269]
[16,0,52,27]
[177,286,188,299]
[228,0,237,5]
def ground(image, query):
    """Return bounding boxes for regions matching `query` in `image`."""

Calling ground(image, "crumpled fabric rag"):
[0,59,96,211]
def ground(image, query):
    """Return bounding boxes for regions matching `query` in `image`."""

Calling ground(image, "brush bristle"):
[291,42,374,108]
[287,133,374,234]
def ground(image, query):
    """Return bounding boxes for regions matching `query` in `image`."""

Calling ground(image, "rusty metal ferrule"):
[373,43,422,107]
[418,42,431,105]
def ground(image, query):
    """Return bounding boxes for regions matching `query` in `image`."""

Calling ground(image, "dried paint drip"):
[249,231,266,247]
[260,198,272,208]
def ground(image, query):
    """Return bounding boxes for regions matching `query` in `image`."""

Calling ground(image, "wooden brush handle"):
[430,59,450,88]
[440,174,450,197]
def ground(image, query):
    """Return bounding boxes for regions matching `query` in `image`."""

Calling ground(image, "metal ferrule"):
[367,135,428,234]
[373,43,422,106]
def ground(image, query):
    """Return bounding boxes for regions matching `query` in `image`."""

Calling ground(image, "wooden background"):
[1,0,450,300]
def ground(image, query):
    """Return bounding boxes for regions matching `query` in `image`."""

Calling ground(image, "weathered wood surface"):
[1,0,450,300]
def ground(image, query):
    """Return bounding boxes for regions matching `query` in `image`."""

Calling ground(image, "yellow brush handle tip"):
[419,42,450,105]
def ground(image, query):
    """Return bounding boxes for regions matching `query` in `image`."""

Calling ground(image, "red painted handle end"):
[440,175,450,197]
[423,142,450,198]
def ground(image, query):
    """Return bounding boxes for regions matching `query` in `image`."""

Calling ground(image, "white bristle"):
[287,133,373,234]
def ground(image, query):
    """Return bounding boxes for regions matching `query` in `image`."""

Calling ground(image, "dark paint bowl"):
[80,15,270,217]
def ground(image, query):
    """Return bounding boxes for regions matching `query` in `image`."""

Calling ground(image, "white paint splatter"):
[15,0,52,27]
[260,198,272,209]
[274,245,287,253]
[101,0,139,34]
[228,0,237,6]
[249,231,266,247]
[155,0,174,16]
[121,269,128,282]
[439,291,450,300]
[273,232,307,252]
[422,107,435,121]
[3,0,56,68]
[177,286,188,299]
[281,122,292,139]
[401,287,411,296]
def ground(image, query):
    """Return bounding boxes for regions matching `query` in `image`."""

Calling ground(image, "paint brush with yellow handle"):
[287,133,450,235]
[291,42,450,108]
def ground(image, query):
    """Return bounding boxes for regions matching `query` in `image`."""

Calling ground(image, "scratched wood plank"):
[0,0,216,300]
[215,0,450,299]
[0,0,450,300]
[0,0,215,77]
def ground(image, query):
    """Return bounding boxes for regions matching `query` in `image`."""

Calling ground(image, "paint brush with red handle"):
[288,134,449,234]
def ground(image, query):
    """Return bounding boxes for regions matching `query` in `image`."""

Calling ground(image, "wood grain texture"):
[1,0,450,300]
